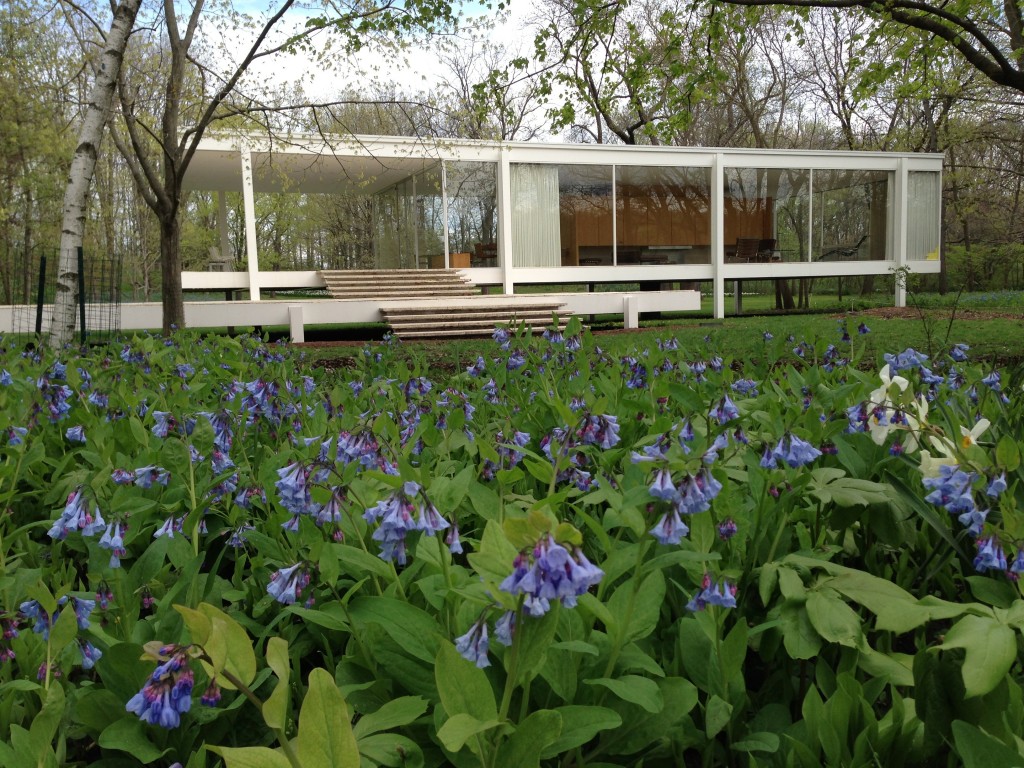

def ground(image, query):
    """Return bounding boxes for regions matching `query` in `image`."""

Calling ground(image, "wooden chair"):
[730,238,760,263]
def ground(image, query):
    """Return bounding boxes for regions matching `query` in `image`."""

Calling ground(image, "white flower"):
[919,435,957,477]
[960,418,990,449]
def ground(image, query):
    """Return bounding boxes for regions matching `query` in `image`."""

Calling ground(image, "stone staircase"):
[318,269,477,300]
[380,297,572,339]
[317,269,573,339]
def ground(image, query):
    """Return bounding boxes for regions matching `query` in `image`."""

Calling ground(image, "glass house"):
[183,133,942,318]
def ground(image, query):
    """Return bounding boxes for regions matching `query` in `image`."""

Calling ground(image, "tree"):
[49,0,142,346]
[706,0,1024,96]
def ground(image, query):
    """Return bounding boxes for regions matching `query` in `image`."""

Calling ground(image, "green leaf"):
[295,668,360,767]
[468,520,519,583]
[995,435,1021,472]
[174,604,213,646]
[352,696,429,738]
[584,676,664,713]
[262,637,290,730]
[806,590,863,647]
[951,720,1024,768]
[207,745,292,768]
[196,603,257,689]
[605,677,699,755]
[495,709,562,768]
[509,604,559,686]
[704,694,733,738]
[97,718,169,764]
[779,600,822,660]
[357,733,425,768]
[30,683,65,757]
[541,706,622,758]
[348,596,442,664]
[435,641,497,720]
[607,569,665,644]
[48,600,79,654]
[732,732,781,753]
[937,615,1017,698]
[436,713,503,753]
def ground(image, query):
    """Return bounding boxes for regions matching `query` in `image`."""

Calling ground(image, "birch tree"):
[50,0,142,346]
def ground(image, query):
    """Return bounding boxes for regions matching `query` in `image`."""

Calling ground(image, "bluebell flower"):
[499,535,603,615]
[565,334,582,352]
[507,350,526,370]
[649,468,678,501]
[763,331,773,342]
[65,425,86,443]
[980,371,1003,392]
[686,573,737,611]
[973,536,1007,573]
[731,379,758,396]
[858,322,870,335]
[275,462,312,516]
[267,563,313,606]
[200,680,222,707]
[1010,549,1024,578]
[446,524,463,554]
[151,411,176,438]
[493,327,512,349]
[950,343,969,362]
[126,647,194,728]
[153,516,183,539]
[135,466,171,489]
[650,509,688,545]
[48,488,105,540]
[455,620,490,668]
[0,369,11,386]
[709,395,740,425]
[986,472,1008,498]
[775,434,822,468]
[578,414,620,449]
[708,356,724,373]
[79,639,103,670]
[883,348,929,372]
[493,610,515,646]
[703,433,730,464]
[7,427,27,446]
[717,518,738,540]
[466,356,486,377]
[20,600,52,637]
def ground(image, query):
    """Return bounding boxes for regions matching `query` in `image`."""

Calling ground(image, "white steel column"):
[217,191,230,261]
[712,153,725,319]
[498,148,515,295]
[239,146,261,301]
[441,162,450,268]
[894,160,908,308]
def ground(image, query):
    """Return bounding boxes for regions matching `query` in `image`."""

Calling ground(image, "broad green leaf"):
[509,604,559,686]
[357,733,425,768]
[607,569,665,644]
[806,590,863,647]
[197,603,257,689]
[468,520,519,584]
[435,641,497,721]
[495,709,562,768]
[174,604,213,646]
[995,435,1021,472]
[47,602,79,654]
[97,718,169,764]
[262,637,290,730]
[584,676,664,713]
[937,615,1017,698]
[436,713,503,753]
[732,732,781,753]
[951,720,1024,768]
[605,678,698,756]
[207,745,292,768]
[779,600,822,660]
[352,696,429,738]
[30,683,65,757]
[348,596,442,664]
[295,668,360,767]
[541,706,622,758]
[704,694,733,739]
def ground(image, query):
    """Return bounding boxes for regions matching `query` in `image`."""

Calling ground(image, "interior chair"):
[756,238,776,262]
[732,238,760,263]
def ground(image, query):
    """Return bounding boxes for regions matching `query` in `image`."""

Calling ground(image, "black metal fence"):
[10,248,123,343]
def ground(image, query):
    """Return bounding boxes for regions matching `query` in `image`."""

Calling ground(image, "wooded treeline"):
[2,0,1023,305]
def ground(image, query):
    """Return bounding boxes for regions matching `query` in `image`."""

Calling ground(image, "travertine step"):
[319,269,477,300]
[380,299,572,339]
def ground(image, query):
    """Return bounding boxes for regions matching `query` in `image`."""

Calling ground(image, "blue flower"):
[973,536,1007,573]
[494,610,515,646]
[775,434,822,468]
[883,348,929,372]
[949,343,969,362]
[650,509,688,545]
[858,322,870,335]
[648,468,678,501]
[126,647,195,729]
[267,563,313,606]
[686,574,737,612]
[48,488,105,540]
[134,466,171,489]
[493,327,512,349]
[455,620,490,668]
[709,395,740,425]
[731,379,759,396]
[499,535,603,615]
[65,425,86,443]
[7,427,27,446]
[466,356,486,376]
[986,472,1008,498]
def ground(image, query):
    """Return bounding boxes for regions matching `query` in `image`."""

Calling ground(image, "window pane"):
[446,161,498,266]
[615,166,711,265]
[559,165,613,266]
[907,171,941,261]
[724,168,810,262]
[812,169,890,261]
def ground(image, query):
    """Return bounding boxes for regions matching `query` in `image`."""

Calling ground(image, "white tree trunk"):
[49,0,142,347]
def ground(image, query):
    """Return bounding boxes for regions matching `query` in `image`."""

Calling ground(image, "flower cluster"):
[267,562,314,606]
[499,534,603,617]
[48,488,105,540]
[362,481,452,565]
[759,434,822,469]
[647,468,724,545]
[686,573,737,612]
[126,645,196,728]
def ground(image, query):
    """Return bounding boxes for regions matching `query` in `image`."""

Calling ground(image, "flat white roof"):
[183,132,943,195]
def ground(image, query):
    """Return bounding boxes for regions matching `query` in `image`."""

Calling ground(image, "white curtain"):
[907,171,940,260]
[510,164,561,267]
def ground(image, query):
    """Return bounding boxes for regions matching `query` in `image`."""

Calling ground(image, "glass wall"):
[906,171,941,261]
[446,161,498,266]
[615,167,712,265]
[812,169,890,261]
[724,168,810,261]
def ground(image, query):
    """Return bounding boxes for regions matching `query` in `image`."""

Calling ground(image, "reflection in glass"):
[724,168,810,262]
[615,167,711,265]
[446,161,498,266]
[812,170,890,261]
